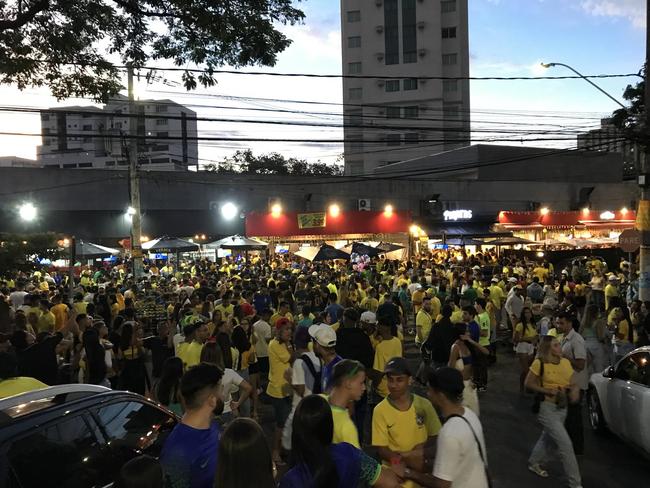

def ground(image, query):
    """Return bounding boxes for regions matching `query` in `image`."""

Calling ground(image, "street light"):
[221,202,238,220]
[540,62,627,109]
[328,204,340,217]
[540,207,550,216]
[18,202,37,222]
[384,204,394,216]
[271,203,282,217]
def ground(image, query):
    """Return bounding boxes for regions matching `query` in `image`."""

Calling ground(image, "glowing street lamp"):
[329,204,341,217]
[221,202,238,220]
[384,204,394,216]
[540,207,550,216]
[18,202,37,222]
[271,203,282,218]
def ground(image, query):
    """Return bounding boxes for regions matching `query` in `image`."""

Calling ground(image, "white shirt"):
[434,408,489,488]
[253,319,272,358]
[9,291,28,308]
[221,368,244,414]
[291,352,321,408]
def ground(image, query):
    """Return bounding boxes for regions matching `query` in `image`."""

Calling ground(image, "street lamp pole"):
[543,56,650,299]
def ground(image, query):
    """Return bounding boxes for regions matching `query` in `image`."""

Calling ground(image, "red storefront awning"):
[245,210,412,238]
[498,210,636,229]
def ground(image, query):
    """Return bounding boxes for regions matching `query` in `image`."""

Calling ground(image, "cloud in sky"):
[580,0,645,28]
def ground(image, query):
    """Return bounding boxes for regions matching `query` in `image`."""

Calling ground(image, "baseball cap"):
[384,357,412,376]
[508,277,518,283]
[491,277,498,283]
[360,311,377,324]
[427,366,465,398]
[310,324,337,348]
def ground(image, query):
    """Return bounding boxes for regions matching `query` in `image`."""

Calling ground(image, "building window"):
[443,79,458,92]
[114,122,123,129]
[441,0,456,13]
[156,131,169,138]
[386,106,401,118]
[105,161,116,166]
[385,80,400,92]
[82,124,92,131]
[78,162,93,168]
[63,163,77,168]
[348,161,364,175]
[155,118,168,126]
[403,78,418,91]
[347,10,361,22]
[349,138,364,152]
[385,134,401,146]
[442,27,457,39]
[155,104,168,113]
[402,0,417,64]
[348,62,362,75]
[384,0,399,65]
[404,106,419,118]
[348,87,362,100]
[41,114,50,121]
[346,109,363,126]
[348,36,361,48]
[444,103,462,119]
[405,132,419,144]
[82,136,92,143]
[442,53,458,66]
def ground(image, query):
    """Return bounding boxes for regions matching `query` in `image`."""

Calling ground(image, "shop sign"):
[297,212,327,229]
[444,210,473,221]
[600,211,615,220]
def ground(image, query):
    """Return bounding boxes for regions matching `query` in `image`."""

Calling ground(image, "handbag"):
[446,414,493,488]
[531,359,545,414]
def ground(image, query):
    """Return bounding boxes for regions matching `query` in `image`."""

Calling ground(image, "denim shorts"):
[270,395,292,428]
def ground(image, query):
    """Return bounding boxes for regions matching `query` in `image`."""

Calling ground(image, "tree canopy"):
[0,233,63,272]
[205,149,344,176]
[0,0,304,101]
[611,65,646,139]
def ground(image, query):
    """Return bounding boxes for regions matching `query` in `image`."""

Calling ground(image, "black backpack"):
[300,353,322,394]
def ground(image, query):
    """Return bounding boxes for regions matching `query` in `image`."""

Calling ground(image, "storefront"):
[245,209,412,253]
[496,209,636,247]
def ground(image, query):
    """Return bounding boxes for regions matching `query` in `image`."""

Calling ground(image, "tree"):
[0,0,305,102]
[611,65,646,141]
[0,233,64,272]
[204,149,343,176]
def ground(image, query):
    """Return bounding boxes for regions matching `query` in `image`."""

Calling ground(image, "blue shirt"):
[253,294,272,313]
[467,321,480,343]
[321,355,343,392]
[160,421,220,488]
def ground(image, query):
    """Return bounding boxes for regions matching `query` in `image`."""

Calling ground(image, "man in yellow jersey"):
[372,357,441,488]
[372,317,403,400]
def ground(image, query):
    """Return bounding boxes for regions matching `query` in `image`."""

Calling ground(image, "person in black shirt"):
[424,304,458,369]
[144,321,174,380]
[335,307,374,442]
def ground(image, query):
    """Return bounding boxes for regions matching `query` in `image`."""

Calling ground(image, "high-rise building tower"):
[340,0,470,175]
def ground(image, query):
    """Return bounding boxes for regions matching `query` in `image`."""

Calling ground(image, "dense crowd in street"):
[1,249,649,488]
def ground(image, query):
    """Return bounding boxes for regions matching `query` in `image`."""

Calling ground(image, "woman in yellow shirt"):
[514,307,539,393]
[525,336,581,485]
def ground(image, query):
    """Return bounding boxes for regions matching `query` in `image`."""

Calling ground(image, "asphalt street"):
[433,345,650,488]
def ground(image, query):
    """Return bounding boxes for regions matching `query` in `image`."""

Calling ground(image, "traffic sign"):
[619,229,641,253]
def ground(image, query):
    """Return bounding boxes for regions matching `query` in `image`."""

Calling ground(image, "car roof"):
[0,385,136,425]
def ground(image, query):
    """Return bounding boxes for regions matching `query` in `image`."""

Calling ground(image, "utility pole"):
[638,0,650,300]
[128,65,144,279]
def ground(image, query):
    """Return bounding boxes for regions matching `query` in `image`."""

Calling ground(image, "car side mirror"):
[603,366,615,378]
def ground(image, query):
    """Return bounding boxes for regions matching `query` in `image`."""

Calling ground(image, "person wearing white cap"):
[604,274,620,311]
[309,324,341,393]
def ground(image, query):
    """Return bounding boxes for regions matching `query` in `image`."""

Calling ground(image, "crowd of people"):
[0,249,648,488]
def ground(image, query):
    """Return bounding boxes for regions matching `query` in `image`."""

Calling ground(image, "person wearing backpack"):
[282,326,322,451]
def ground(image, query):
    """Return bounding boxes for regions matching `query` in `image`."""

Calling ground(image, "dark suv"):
[0,385,179,488]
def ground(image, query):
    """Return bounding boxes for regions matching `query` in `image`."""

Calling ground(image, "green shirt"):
[478,312,491,346]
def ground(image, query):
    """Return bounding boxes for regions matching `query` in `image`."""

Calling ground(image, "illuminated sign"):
[297,212,327,229]
[444,209,473,221]
[600,211,615,220]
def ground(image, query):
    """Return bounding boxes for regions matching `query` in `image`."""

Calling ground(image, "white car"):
[587,346,650,455]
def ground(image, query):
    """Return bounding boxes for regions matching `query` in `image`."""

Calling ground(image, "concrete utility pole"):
[127,66,144,279]
[638,0,650,300]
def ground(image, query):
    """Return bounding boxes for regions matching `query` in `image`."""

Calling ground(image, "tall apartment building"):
[37,95,198,171]
[340,0,470,175]
[577,117,643,180]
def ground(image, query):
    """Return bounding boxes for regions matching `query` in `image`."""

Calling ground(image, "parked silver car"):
[587,346,650,455]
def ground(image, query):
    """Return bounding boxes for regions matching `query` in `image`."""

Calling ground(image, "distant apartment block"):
[0,156,41,168]
[37,95,198,171]
[340,0,470,175]
[577,117,643,180]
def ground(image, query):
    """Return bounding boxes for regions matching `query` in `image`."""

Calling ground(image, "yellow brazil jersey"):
[322,395,360,448]
[515,322,538,341]
[415,309,433,344]
[372,394,441,488]
[530,358,573,402]
[37,311,55,333]
[177,341,203,370]
[266,339,291,399]
[360,297,379,313]
[373,337,403,398]
[215,303,234,319]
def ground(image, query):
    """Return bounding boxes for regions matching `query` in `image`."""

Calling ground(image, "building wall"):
[0,167,637,240]
[341,0,470,175]
[37,97,198,171]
